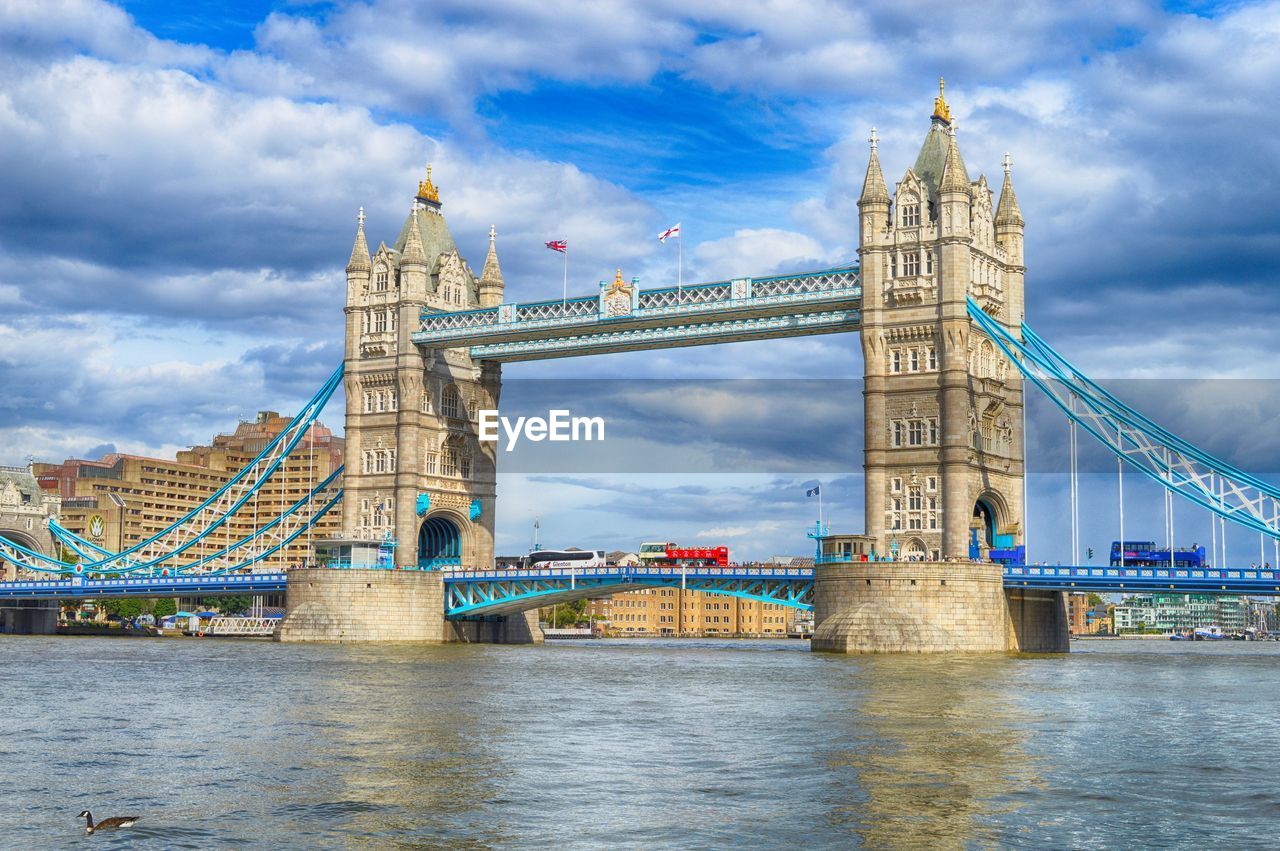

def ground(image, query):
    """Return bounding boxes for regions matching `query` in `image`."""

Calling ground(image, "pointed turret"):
[479,225,505,308]
[346,207,371,273]
[995,153,1023,228]
[399,206,430,303]
[859,128,891,207]
[401,208,427,267]
[939,126,971,195]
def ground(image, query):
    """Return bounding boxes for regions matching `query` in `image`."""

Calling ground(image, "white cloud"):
[692,228,827,280]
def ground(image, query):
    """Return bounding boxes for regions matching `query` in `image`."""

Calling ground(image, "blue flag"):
[806,485,820,497]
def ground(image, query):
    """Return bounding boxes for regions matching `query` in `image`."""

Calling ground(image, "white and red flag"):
[545,239,568,253]
[658,223,681,243]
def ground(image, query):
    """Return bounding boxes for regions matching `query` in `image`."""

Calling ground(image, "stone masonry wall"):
[812,561,1067,653]
[276,568,542,644]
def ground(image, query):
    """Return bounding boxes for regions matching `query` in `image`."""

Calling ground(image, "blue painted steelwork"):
[0,573,287,600]
[441,566,814,618]
[418,515,461,570]
[3,471,342,578]
[969,300,1280,540]
[1003,564,1280,595]
[414,266,861,361]
[11,365,346,575]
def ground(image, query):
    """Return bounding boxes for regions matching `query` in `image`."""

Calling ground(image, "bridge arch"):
[972,490,1009,552]
[0,528,45,581]
[418,511,464,569]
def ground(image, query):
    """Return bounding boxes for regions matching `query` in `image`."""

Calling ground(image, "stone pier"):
[810,561,1068,653]
[275,568,542,644]
[0,600,58,635]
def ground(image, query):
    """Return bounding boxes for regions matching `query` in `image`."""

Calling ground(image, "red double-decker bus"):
[659,545,729,567]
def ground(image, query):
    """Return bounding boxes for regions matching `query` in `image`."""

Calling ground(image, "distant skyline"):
[2,0,1278,560]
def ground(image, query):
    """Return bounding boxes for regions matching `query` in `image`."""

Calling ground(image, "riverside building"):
[587,587,800,637]
[34,412,342,569]
[1112,593,1250,634]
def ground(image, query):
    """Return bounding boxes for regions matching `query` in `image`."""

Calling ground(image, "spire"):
[416,163,441,207]
[346,207,371,273]
[859,127,890,206]
[480,224,503,286]
[996,152,1024,227]
[931,76,952,125]
[401,207,427,266]
[939,125,970,194]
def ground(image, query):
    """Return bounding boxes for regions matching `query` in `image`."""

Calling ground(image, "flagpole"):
[677,232,682,296]
[819,483,824,536]
[562,246,568,306]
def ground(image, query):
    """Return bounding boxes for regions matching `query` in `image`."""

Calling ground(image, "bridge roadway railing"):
[0,572,288,600]
[441,565,816,618]
[1004,564,1280,595]
[412,266,861,355]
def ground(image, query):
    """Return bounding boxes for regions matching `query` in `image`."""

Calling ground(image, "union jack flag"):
[658,223,681,243]
[545,240,567,253]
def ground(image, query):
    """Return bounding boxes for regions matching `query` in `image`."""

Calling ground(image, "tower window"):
[902,203,920,227]
[903,253,920,276]
[928,346,938,370]
[909,349,920,371]
[926,251,934,275]
[375,269,389,292]
[892,350,902,373]
[441,386,465,420]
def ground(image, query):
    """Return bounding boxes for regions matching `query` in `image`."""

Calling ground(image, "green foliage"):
[1087,593,1104,607]
[101,597,151,620]
[548,599,587,627]
[217,595,252,615]
[152,597,177,618]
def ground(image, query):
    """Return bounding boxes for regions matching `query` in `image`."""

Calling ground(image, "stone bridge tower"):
[340,169,502,571]
[859,80,1026,562]
[814,82,1064,654]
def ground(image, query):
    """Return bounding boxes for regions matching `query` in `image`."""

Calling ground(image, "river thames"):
[2,637,1276,849]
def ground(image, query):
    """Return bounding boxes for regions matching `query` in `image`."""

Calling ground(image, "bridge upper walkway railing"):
[412,266,861,359]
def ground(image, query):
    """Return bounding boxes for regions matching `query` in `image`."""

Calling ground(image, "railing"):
[415,265,861,340]
[442,565,815,582]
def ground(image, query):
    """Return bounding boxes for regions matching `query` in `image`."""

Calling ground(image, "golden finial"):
[613,268,625,287]
[932,76,952,124]
[417,163,440,204]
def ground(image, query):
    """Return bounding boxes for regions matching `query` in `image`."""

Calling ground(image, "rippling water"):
[2,636,1278,849]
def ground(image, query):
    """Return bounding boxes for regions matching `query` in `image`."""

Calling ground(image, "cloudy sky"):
[2,0,1278,561]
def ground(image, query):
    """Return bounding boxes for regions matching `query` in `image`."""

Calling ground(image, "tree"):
[152,598,177,618]
[216,595,252,615]
[101,597,150,621]
[549,599,587,627]
[1087,593,1104,607]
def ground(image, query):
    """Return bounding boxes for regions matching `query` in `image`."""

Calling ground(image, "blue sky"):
[2,0,1279,561]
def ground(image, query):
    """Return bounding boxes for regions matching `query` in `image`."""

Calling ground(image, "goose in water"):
[78,810,139,834]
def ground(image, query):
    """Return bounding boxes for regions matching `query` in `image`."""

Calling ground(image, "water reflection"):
[273,645,514,848]
[827,654,1042,847]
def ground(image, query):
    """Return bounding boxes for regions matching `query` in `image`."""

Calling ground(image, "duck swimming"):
[78,810,139,834]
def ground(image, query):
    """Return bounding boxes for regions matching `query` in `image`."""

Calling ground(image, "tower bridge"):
[5,83,1280,649]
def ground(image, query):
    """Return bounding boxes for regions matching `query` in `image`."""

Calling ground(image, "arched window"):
[441,385,465,420]
[901,196,920,227]
[375,267,389,292]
